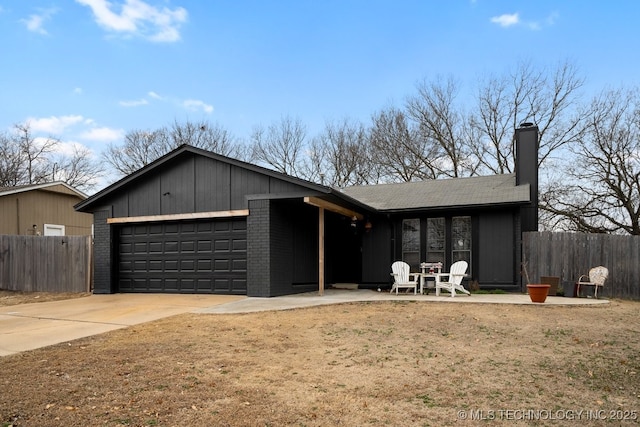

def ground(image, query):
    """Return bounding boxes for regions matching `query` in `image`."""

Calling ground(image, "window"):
[44,224,65,236]
[452,216,471,270]
[426,217,445,264]
[402,219,420,269]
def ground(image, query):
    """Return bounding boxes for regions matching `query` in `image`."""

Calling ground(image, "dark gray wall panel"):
[361,217,393,284]
[230,168,269,209]
[127,175,161,216]
[194,156,231,212]
[478,212,516,287]
[160,157,196,214]
[269,178,307,194]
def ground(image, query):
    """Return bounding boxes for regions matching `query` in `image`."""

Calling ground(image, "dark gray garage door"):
[117,219,247,294]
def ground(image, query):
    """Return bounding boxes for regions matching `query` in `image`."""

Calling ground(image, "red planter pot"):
[527,284,551,303]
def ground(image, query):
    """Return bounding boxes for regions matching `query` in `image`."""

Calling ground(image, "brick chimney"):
[515,123,538,232]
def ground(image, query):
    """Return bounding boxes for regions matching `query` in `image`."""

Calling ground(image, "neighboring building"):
[0,182,93,236]
[76,125,539,296]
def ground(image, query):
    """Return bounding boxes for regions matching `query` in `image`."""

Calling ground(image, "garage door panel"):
[165,241,179,253]
[197,259,212,272]
[197,240,212,252]
[232,239,247,252]
[232,258,247,272]
[231,278,247,292]
[214,240,229,252]
[163,224,179,234]
[118,219,247,294]
[181,240,195,252]
[180,260,195,272]
[214,259,229,271]
[149,242,163,253]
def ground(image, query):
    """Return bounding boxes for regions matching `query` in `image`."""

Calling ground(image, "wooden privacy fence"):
[0,235,92,293]
[523,231,640,300]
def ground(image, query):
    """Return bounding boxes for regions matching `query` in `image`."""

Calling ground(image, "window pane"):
[402,219,420,269]
[426,217,445,264]
[452,216,471,272]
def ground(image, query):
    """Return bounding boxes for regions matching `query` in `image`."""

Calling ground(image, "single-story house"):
[0,182,93,236]
[75,124,539,296]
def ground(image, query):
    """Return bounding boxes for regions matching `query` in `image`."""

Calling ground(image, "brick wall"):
[247,199,318,297]
[247,199,271,296]
[92,210,113,294]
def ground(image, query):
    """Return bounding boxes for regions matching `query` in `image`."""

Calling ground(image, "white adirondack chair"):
[436,261,470,297]
[576,266,608,298]
[390,261,419,295]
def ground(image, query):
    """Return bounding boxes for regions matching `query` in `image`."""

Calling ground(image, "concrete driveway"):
[0,293,244,357]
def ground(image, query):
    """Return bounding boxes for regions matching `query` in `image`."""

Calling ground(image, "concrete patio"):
[199,288,610,314]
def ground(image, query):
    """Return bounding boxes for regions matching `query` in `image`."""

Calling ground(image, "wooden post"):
[319,207,325,296]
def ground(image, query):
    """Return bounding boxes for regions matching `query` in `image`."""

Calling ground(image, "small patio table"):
[419,262,443,294]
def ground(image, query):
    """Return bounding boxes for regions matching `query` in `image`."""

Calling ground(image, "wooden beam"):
[304,196,363,220]
[107,209,249,224]
[318,207,324,296]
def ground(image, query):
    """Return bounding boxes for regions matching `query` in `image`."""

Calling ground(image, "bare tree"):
[469,60,585,175]
[14,123,59,185]
[369,106,431,182]
[102,120,244,177]
[542,87,640,235]
[166,119,242,158]
[250,115,306,176]
[302,119,375,187]
[0,123,103,192]
[103,129,167,176]
[51,145,104,191]
[0,131,25,187]
[405,76,477,178]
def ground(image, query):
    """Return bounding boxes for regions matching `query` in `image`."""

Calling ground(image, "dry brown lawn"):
[1,291,639,426]
[0,290,89,307]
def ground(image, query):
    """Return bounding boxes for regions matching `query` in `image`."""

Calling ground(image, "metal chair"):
[576,266,608,298]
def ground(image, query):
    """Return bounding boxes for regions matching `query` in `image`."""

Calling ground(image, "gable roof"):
[75,144,371,213]
[0,182,87,199]
[341,174,530,213]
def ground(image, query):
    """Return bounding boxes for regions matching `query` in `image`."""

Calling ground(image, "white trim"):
[0,181,87,199]
[106,209,250,224]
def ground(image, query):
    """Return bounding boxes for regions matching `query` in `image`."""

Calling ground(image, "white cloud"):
[119,98,149,107]
[546,12,559,26]
[73,87,83,95]
[53,140,95,158]
[80,126,125,142]
[491,11,557,30]
[182,99,214,114]
[21,8,57,35]
[76,0,188,42]
[490,13,519,28]
[28,115,87,134]
[527,22,541,31]
[119,91,212,114]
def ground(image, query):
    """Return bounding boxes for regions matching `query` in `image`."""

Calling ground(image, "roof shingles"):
[341,174,530,212]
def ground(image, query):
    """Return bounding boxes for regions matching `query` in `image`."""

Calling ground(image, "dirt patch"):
[0,290,89,307]
[1,294,639,426]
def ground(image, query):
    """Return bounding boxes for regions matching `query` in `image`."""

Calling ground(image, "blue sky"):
[1,0,639,164]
